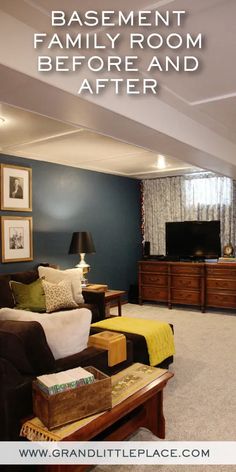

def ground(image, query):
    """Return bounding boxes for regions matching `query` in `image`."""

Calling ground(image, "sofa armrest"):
[0,320,56,375]
[0,328,34,375]
[82,290,106,322]
[0,357,33,440]
[76,303,99,323]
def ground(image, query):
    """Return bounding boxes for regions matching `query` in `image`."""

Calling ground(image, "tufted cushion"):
[42,279,78,313]
[38,266,84,303]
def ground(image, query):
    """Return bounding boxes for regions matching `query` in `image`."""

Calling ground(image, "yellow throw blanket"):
[92,317,175,366]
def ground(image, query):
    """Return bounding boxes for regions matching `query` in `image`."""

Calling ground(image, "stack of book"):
[86,284,108,292]
[36,367,95,395]
[218,257,236,263]
[204,258,219,263]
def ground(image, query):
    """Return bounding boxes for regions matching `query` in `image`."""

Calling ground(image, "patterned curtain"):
[142,173,235,255]
[142,176,183,255]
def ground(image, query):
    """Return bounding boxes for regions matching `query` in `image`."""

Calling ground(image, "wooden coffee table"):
[42,368,173,472]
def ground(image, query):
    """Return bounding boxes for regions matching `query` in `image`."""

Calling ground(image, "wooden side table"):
[88,331,127,366]
[83,287,126,316]
[104,290,126,316]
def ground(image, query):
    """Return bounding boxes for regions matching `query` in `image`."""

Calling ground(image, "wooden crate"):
[88,331,127,366]
[32,366,112,430]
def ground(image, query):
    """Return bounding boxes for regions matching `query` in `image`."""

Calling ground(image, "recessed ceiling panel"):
[0,103,198,178]
[0,103,76,148]
[9,129,146,163]
[77,152,199,175]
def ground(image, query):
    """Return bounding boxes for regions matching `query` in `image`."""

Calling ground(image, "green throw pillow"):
[10,278,46,312]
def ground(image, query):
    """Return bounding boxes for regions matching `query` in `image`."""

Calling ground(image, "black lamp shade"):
[69,232,95,254]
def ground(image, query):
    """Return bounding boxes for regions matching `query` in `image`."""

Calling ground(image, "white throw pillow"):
[38,266,84,303]
[0,307,92,360]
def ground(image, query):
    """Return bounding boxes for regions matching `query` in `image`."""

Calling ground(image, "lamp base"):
[75,255,90,287]
[81,276,89,287]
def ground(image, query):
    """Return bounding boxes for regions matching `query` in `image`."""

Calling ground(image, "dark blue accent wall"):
[0,154,142,290]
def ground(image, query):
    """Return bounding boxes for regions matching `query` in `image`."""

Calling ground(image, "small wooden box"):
[32,366,112,430]
[88,331,127,367]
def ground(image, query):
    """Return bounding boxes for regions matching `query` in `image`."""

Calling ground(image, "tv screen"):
[166,221,221,258]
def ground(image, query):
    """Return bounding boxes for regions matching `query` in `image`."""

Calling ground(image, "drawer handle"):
[143,277,166,283]
[180,281,195,288]
[176,293,198,300]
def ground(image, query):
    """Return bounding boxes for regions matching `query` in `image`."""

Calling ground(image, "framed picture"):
[1,216,33,263]
[0,164,32,211]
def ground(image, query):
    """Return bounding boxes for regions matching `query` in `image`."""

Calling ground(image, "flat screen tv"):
[166,220,221,259]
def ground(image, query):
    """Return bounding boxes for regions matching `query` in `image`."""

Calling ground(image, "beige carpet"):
[95,303,236,472]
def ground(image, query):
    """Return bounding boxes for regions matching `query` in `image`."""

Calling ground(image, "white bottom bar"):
[0,441,236,465]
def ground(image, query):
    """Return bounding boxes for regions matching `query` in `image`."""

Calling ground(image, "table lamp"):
[69,231,95,286]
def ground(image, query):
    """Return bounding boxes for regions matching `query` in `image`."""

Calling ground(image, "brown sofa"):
[0,268,133,440]
[0,268,106,323]
[0,267,173,441]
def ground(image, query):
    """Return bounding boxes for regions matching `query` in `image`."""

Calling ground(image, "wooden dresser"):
[205,263,236,309]
[139,261,236,312]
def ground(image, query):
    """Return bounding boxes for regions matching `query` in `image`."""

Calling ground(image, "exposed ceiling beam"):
[1,65,236,179]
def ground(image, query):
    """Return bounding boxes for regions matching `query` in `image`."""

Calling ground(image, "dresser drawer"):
[171,276,201,290]
[206,293,236,309]
[141,273,168,286]
[206,266,236,278]
[141,286,168,302]
[207,278,236,291]
[139,263,168,273]
[170,264,203,275]
[171,289,200,305]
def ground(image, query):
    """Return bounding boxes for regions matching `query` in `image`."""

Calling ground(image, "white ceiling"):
[0,0,235,179]
[0,103,199,178]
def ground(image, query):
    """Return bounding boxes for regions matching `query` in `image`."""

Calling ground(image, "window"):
[184,175,232,207]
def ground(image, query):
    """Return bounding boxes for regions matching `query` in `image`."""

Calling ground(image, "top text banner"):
[33,9,204,96]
